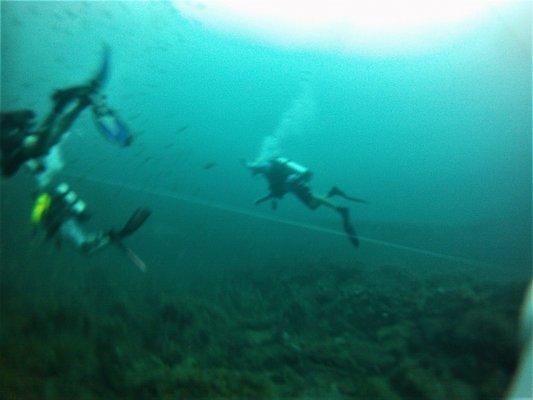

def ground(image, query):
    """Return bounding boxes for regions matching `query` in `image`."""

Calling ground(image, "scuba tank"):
[30,182,78,226]
[275,157,313,182]
[54,183,89,220]
[31,183,89,241]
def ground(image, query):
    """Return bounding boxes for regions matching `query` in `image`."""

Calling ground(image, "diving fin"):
[337,207,359,248]
[109,207,151,272]
[327,186,368,204]
[123,246,147,272]
[92,44,111,89]
[114,207,151,241]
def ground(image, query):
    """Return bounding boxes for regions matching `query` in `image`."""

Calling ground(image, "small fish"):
[176,125,188,134]
[202,162,217,170]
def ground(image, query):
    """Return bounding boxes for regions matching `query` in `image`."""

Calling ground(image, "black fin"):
[328,186,367,204]
[327,186,344,198]
[338,207,359,248]
[115,207,151,240]
[93,44,110,89]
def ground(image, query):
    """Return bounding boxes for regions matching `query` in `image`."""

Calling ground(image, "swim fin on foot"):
[114,207,151,240]
[92,44,111,90]
[327,186,367,204]
[337,207,359,248]
[109,207,151,271]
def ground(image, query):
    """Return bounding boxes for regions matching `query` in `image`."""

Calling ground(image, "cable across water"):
[64,173,496,269]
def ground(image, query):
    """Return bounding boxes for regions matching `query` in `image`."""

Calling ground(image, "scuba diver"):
[242,157,365,248]
[31,182,151,271]
[0,45,133,179]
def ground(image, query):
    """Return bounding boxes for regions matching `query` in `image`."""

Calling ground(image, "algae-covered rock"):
[338,376,402,400]
[376,322,415,357]
[0,258,525,400]
[391,359,449,400]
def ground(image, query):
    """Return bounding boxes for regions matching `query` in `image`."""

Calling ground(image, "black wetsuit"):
[264,159,292,198]
[264,159,314,208]
[1,85,94,177]
[1,110,36,175]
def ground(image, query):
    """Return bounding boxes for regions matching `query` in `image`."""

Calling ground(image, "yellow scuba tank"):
[31,193,52,224]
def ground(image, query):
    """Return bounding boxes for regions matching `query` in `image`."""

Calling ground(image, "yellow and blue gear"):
[31,193,52,224]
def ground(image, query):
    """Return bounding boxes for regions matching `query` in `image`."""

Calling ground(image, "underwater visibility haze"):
[0,1,531,399]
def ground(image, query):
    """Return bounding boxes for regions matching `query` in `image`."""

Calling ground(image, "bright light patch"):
[172,0,507,54]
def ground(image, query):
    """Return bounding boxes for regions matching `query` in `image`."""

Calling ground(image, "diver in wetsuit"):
[243,157,365,248]
[1,84,95,177]
[31,182,151,271]
[0,46,133,179]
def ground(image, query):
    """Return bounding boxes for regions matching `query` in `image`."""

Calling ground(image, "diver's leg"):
[81,232,111,255]
[40,87,86,134]
[298,192,359,247]
[292,185,359,247]
[296,190,338,211]
[40,85,93,130]
[311,195,339,210]
[42,47,108,130]
[292,185,326,210]
[52,86,92,111]
[337,207,359,248]
[59,218,110,254]
[42,98,90,151]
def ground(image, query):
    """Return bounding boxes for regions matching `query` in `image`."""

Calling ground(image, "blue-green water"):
[1,2,531,399]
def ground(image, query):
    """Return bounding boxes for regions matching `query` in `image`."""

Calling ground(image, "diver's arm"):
[40,97,90,153]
